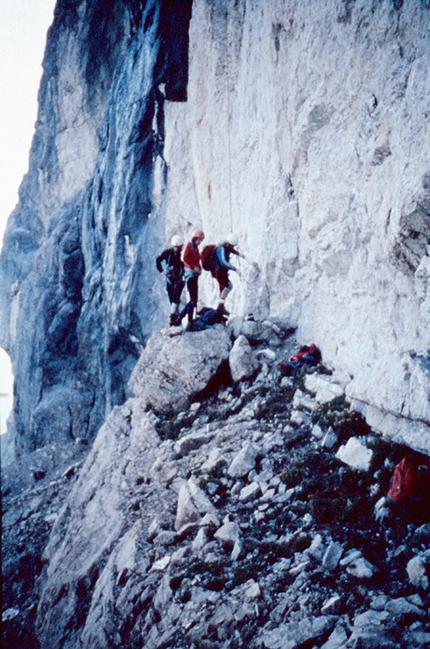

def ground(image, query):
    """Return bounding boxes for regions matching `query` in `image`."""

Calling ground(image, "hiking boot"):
[170,314,181,327]
[217,303,229,316]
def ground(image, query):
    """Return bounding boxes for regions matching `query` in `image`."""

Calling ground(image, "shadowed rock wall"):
[0,0,193,457]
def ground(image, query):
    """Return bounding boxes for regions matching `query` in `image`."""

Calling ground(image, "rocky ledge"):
[2,316,430,649]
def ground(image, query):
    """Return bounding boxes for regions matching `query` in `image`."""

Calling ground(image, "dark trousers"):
[181,274,199,321]
[166,279,184,305]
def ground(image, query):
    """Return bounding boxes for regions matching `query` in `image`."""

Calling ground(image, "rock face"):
[0,0,429,459]
[2,322,426,649]
[129,325,232,413]
[1,1,430,646]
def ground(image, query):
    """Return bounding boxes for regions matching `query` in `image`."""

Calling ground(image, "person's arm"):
[156,249,168,274]
[217,245,237,271]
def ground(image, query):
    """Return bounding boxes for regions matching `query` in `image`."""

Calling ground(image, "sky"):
[0,0,56,433]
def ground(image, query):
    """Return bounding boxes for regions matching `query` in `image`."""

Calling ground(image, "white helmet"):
[227,233,239,246]
[171,235,184,247]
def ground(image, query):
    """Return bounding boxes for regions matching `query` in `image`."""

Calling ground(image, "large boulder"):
[129,326,232,413]
[229,334,259,382]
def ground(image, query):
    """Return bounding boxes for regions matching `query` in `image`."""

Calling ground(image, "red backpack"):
[388,456,430,503]
[201,245,219,271]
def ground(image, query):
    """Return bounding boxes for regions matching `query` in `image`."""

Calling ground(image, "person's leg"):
[169,280,184,324]
[187,275,198,322]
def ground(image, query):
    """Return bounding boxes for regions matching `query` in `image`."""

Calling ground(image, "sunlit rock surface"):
[1,1,430,647]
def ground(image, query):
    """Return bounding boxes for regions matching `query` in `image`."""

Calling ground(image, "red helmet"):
[192,229,205,240]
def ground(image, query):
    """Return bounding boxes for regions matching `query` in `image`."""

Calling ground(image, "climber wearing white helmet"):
[156,235,185,326]
[205,233,243,316]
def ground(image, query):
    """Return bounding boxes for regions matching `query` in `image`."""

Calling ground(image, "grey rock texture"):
[1,0,194,454]
[1,1,430,647]
[0,0,429,461]
[129,325,232,413]
[3,322,430,648]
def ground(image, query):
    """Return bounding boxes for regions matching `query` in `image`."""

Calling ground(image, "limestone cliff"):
[0,0,429,457]
[1,3,430,644]
[1,0,429,461]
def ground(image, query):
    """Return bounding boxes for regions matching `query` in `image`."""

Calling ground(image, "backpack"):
[201,245,219,271]
[388,456,430,503]
[192,307,227,330]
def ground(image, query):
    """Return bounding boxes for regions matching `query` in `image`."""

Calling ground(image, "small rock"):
[200,512,220,529]
[289,560,311,576]
[175,522,199,539]
[192,528,208,552]
[339,548,362,567]
[227,442,259,478]
[239,482,261,502]
[370,594,389,610]
[320,625,348,649]
[261,615,336,649]
[152,555,171,571]
[336,437,373,471]
[214,521,240,545]
[321,427,338,449]
[407,555,429,590]
[148,516,161,541]
[322,541,344,571]
[231,539,242,560]
[311,424,324,439]
[174,429,214,457]
[290,410,312,427]
[281,376,293,388]
[2,607,20,622]
[346,557,377,578]
[321,595,342,615]
[261,487,276,502]
[256,348,277,362]
[353,609,390,628]
[407,593,424,607]
[385,597,425,619]
[306,534,326,562]
[153,531,176,546]
[304,374,344,404]
[201,447,227,473]
[293,389,316,411]
[244,579,261,599]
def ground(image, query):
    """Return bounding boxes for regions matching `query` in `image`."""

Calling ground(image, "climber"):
[156,235,185,326]
[180,229,205,329]
[277,344,322,376]
[374,453,430,524]
[201,233,242,315]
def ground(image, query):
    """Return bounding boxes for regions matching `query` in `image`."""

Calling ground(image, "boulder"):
[229,334,259,382]
[129,327,232,414]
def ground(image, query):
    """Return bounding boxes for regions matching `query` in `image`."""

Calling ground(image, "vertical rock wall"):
[0,0,429,458]
[163,0,430,439]
[0,0,193,456]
